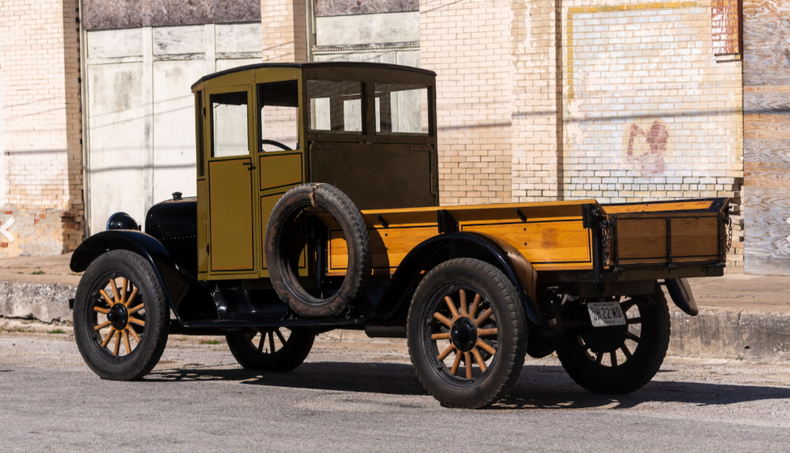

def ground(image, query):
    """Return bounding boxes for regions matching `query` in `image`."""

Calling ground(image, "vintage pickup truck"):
[70,62,730,408]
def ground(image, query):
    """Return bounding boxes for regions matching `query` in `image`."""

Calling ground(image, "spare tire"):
[265,183,372,317]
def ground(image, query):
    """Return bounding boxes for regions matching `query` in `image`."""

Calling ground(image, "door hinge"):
[206,244,210,254]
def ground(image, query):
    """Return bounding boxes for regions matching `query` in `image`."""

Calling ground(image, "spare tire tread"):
[265,183,372,318]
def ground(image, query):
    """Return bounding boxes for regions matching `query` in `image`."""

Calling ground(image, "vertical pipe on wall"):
[78,0,90,236]
[555,0,565,201]
[142,27,154,214]
[205,24,216,74]
[306,0,316,62]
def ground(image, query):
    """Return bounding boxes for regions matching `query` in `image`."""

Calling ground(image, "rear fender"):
[372,232,548,326]
[70,230,215,322]
[666,278,698,316]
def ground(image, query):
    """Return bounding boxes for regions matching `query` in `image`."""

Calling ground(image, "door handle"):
[242,162,255,170]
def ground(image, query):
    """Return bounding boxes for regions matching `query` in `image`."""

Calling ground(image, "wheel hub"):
[107,304,129,330]
[451,317,478,352]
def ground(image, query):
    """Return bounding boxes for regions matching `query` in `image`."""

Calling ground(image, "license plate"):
[587,302,626,327]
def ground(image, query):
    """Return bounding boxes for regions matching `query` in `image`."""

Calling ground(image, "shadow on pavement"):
[148,362,790,410]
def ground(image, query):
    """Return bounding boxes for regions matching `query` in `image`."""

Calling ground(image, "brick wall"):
[512,0,565,202]
[419,0,743,267]
[557,0,743,269]
[260,0,308,62]
[0,0,84,256]
[420,0,515,205]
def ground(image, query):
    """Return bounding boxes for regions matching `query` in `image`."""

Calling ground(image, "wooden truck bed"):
[321,198,729,278]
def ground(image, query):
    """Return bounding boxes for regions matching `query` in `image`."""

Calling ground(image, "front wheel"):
[556,286,670,394]
[226,327,315,372]
[407,258,527,408]
[73,250,169,380]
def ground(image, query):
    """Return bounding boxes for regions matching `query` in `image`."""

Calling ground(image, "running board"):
[178,316,366,332]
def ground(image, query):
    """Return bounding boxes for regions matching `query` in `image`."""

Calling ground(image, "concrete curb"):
[2,282,789,362]
[669,307,790,362]
[0,281,75,324]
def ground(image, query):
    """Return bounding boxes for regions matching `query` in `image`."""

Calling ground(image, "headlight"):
[106,212,139,230]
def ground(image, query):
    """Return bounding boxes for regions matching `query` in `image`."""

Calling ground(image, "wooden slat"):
[364,199,596,215]
[744,85,790,94]
[603,200,714,214]
[744,114,790,140]
[744,87,790,115]
[743,186,790,275]
[619,256,719,265]
[744,165,790,189]
[743,0,790,86]
[744,139,790,165]
[360,199,597,226]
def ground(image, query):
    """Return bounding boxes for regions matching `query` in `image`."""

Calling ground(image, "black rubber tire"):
[265,183,371,318]
[226,328,315,372]
[556,285,670,394]
[407,258,527,409]
[73,250,169,380]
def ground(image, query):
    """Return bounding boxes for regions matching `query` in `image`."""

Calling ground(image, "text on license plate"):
[587,302,626,327]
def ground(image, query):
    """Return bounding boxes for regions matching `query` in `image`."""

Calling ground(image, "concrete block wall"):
[0,0,84,256]
[83,23,263,235]
[419,0,515,205]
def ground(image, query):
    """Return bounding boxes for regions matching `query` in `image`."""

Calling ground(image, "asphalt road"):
[2,332,790,452]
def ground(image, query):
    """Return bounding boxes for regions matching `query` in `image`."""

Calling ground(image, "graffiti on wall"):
[623,120,670,177]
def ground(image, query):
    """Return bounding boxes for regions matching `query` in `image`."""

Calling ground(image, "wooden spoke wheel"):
[91,276,146,357]
[556,285,670,394]
[408,258,526,409]
[73,250,169,381]
[226,327,314,372]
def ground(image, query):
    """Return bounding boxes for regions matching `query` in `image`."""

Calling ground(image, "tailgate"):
[600,198,730,270]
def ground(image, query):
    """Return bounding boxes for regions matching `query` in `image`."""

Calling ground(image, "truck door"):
[255,76,306,277]
[205,86,258,278]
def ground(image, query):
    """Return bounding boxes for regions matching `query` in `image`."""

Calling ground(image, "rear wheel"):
[226,327,314,372]
[73,250,169,380]
[556,286,670,394]
[407,258,527,408]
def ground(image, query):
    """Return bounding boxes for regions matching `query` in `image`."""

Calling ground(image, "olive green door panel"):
[197,179,208,276]
[260,193,281,270]
[209,159,255,271]
[259,153,303,191]
[310,143,436,210]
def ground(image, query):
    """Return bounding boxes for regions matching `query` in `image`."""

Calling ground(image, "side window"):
[210,91,249,158]
[258,80,299,152]
[306,80,363,133]
[374,83,429,135]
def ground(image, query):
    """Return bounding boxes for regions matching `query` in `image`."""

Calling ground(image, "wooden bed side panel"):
[460,220,593,270]
[616,218,667,260]
[672,216,719,258]
[325,218,594,275]
[327,226,437,274]
[615,215,720,264]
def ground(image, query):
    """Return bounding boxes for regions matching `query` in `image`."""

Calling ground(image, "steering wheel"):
[260,139,291,151]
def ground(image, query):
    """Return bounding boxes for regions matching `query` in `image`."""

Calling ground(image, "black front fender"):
[371,232,548,326]
[71,230,214,323]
